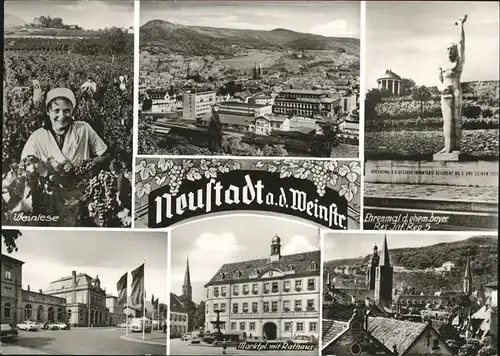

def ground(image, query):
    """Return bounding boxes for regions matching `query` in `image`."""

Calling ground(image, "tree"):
[261,145,288,156]
[400,78,417,96]
[208,110,223,152]
[192,301,206,329]
[438,323,460,344]
[2,229,22,253]
[310,121,340,157]
[459,339,481,356]
[365,88,391,120]
[412,85,432,114]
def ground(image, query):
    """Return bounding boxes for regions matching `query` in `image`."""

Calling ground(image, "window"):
[296,322,304,332]
[252,302,258,313]
[249,322,256,331]
[214,287,219,297]
[5,268,12,280]
[218,273,225,281]
[3,286,12,295]
[309,322,317,332]
[24,304,33,320]
[283,301,290,312]
[294,300,302,311]
[4,303,11,318]
[307,279,315,291]
[234,271,242,279]
[242,302,249,313]
[284,322,293,332]
[263,302,269,312]
[221,303,226,313]
[243,285,249,295]
[252,284,258,294]
[206,289,209,298]
[231,322,236,330]
[283,281,290,292]
[220,324,225,330]
[295,280,302,291]
[251,269,259,277]
[214,303,219,311]
[264,283,270,294]
[233,303,239,313]
[307,300,314,310]
[272,282,279,293]
[240,322,245,331]
[233,285,239,296]
[221,287,227,296]
[271,301,278,312]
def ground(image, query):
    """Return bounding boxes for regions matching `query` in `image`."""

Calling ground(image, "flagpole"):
[143,260,146,341]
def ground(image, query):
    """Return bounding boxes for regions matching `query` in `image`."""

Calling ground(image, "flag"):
[116,272,128,305]
[130,264,144,308]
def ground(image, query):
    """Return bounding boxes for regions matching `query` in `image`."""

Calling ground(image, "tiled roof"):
[321,319,348,348]
[323,302,388,321]
[279,89,327,95]
[367,317,426,355]
[205,250,320,286]
[255,116,287,123]
[170,293,188,314]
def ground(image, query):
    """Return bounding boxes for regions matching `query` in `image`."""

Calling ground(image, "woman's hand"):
[455,15,467,26]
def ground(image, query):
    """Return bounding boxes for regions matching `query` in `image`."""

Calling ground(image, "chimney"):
[72,271,77,286]
[392,345,398,355]
[27,285,30,291]
[39,289,42,294]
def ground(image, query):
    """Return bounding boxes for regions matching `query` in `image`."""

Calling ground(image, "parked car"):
[118,322,128,328]
[181,333,192,341]
[48,322,69,330]
[17,320,39,331]
[291,335,312,344]
[0,324,18,340]
[190,336,201,344]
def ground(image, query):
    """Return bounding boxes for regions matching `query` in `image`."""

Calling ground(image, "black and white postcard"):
[322,232,498,356]
[169,215,321,355]
[2,0,134,228]
[0,229,168,355]
[363,1,499,231]
[138,1,360,158]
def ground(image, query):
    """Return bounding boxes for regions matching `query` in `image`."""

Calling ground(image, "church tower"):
[269,235,281,262]
[182,256,192,302]
[463,256,472,295]
[374,235,393,309]
[366,244,380,290]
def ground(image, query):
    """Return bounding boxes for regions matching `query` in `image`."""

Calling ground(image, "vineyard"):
[3,49,133,227]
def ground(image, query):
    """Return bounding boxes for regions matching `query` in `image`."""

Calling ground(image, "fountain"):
[210,309,226,342]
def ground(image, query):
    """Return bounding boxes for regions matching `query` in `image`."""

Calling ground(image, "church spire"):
[379,235,391,266]
[463,254,472,295]
[182,256,192,302]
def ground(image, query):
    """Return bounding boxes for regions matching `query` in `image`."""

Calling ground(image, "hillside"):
[4,14,25,28]
[140,20,360,56]
[324,235,498,292]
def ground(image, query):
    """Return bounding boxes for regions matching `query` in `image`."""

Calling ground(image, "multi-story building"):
[218,101,273,118]
[340,93,357,114]
[22,286,66,324]
[182,91,216,119]
[1,254,24,326]
[252,93,274,106]
[204,236,321,341]
[44,272,109,327]
[170,293,189,335]
[273,89,340,118]
[249,116,290,136]
[106,295,124,326]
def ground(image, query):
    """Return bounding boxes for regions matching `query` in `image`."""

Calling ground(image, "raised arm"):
[456,15,467,67]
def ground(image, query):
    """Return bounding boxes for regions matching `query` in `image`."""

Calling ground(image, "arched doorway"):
[37,306,44,322]
[57,308,63,322]
[263,322,277,340]
[24,304,33,320]
[48,307,54,323]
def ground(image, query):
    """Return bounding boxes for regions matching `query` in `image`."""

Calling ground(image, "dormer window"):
[218,273,225,281]
[234,271,242,279]
[250,269,259,277]
[308,261,318,271]
[286,265,295,272]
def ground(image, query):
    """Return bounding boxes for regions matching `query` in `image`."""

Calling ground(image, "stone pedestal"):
[433,151,461,161]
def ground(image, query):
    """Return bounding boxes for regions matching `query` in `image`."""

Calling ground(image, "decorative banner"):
[135,158,361,229]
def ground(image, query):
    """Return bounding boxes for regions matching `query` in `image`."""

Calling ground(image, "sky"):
[366,1,499,87]
[2,230,169,303]
[4,0,134,30]
[323,232,496,261]
[141,1,360,38]
[170,214,321,304]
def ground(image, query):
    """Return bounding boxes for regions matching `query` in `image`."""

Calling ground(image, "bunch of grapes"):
[168,164,186,196]
[64,159,95,177]
[310,164,329,196]
[86,170,119,227]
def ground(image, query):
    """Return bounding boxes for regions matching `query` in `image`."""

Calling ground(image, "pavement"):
[168,339,317,356]
[0,327,167,355]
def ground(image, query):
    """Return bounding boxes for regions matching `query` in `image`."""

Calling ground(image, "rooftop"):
[279,89,327,95]
[377,69,402,81]
[1,253,25,265]
[205,250,320,287]
[220,101,269,109]
[367,317,426,355]
[321,319,348,348]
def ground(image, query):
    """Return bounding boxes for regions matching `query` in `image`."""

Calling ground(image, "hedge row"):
[366,116,499,132]
[365,130,499,157]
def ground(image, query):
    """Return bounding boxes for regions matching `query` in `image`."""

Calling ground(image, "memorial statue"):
[436,15,467,156]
